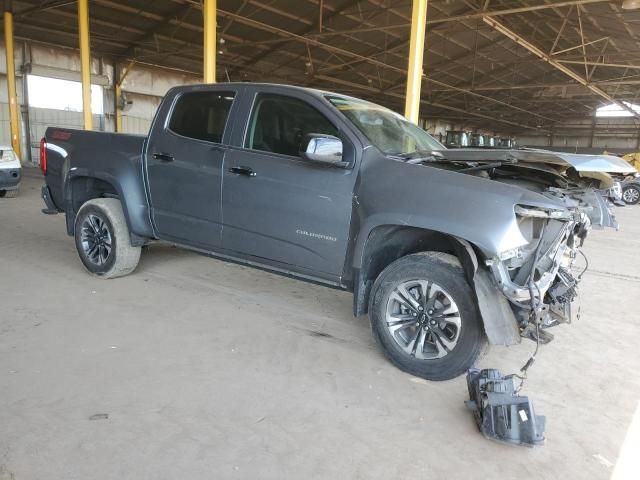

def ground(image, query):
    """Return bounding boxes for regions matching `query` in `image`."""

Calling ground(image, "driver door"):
[221,90,357,280]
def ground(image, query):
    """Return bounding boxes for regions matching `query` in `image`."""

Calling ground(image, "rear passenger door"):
[221,88,359,281]
[146,87,239,250]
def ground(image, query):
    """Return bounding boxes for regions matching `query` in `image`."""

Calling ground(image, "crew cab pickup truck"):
[40,83,635,380]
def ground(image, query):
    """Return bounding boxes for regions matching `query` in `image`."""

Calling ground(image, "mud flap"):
[473,268,521,346]
[465,369,545,447]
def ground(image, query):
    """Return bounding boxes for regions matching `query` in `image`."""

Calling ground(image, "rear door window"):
[169,91,235,144]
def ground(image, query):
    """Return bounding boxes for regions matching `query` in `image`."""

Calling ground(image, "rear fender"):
[65,170,152,245]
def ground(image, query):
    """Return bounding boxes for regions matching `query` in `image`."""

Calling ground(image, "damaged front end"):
[469,157,627,345]
[388,147,634,347]
[429,148,633,346]
[487,197,590,344]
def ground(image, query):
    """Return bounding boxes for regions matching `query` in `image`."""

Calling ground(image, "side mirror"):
[300,133,347,167]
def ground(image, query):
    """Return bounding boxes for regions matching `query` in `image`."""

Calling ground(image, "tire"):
[622,184,640,205]
[74,198,141,278]
[0,188,18,198]
[369,252,486,381]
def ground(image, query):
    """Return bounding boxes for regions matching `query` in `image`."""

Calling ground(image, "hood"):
[434,148,637,174]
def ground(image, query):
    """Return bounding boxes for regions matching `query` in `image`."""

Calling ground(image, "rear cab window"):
[169,91,235,144]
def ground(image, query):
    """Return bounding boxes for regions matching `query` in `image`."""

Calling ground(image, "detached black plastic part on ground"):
[465,369,545,447]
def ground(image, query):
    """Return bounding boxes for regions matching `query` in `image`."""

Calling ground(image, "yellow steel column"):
[404,0,428,124]
[203,0,216,83]
[3,8,22,158]
[78,0,92,130]
[115,83,122,132]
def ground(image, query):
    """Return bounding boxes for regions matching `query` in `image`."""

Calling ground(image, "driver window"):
[245,93,338,157]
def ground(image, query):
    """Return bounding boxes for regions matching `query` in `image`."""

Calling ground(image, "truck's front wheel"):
[368,252,486,381]
[74,198,141,278]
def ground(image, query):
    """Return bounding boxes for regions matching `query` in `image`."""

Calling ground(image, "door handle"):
[153,152,174,162]
[229,166,256,177]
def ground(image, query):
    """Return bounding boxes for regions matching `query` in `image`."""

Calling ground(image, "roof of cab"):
[168,82,360,101]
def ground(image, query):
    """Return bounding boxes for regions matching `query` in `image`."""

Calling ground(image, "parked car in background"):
[496,137,515,149]
[600,151,640,205]
[469,133,485,147]
[482,134,495,148]
[446,131,500,149]
[444,130,470,148]
[0,145,21,198]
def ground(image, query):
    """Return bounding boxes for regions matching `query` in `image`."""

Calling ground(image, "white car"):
[0,145,21,198]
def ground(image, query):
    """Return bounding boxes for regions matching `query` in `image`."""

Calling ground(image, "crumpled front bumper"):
[482,210,586,347]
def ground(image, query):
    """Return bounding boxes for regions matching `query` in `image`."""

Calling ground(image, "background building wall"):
[0,42,199,163]
[518,117,639,154]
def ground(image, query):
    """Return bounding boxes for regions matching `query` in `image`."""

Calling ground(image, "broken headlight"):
[514,205,571,220]
[498,246,525,261]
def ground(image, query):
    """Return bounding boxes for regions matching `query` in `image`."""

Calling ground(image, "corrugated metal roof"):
[5,0,640,133]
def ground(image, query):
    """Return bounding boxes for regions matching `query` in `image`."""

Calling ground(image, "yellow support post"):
[115,83,122,132]
[3,8,22,159]
[78,0,92,130]
[404,0,428,124]
[203,0,216,83]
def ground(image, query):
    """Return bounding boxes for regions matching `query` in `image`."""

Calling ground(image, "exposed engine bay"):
[404,148,636,345]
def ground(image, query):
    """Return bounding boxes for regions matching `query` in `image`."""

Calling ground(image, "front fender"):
[350,152,540,344]
[351,152,565,270]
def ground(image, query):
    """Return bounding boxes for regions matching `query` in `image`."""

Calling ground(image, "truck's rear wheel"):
[368,252,486,381]
[74,198,141,278]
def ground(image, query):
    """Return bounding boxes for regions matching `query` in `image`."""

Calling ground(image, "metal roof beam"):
[427,0,610,25]
[15,0,75,17]
[120,3,194,59]
[313,74,551,132]
[483,15,640,119]
[428,79,640,91]
[557,60,640,70]
[226,0,361,75]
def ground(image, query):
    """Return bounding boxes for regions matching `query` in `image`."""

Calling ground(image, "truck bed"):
[42,127,154,240]
[43,128,146,211]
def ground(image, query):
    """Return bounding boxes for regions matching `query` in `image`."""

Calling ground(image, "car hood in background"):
[435,148,637,174]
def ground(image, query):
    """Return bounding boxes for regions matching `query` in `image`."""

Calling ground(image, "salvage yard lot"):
[1,169,639,479]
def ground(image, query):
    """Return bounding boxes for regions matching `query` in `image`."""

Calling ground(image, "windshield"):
[327,95,444,155]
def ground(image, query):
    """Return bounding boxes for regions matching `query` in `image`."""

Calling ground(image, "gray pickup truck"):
[40,83,634,380]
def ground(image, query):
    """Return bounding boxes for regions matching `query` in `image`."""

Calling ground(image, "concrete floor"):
[1,170,639,480]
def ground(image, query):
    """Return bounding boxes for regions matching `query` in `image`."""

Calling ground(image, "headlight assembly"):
[515,205,571,220]
[498,246,524,261]
[0,149,16,163]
